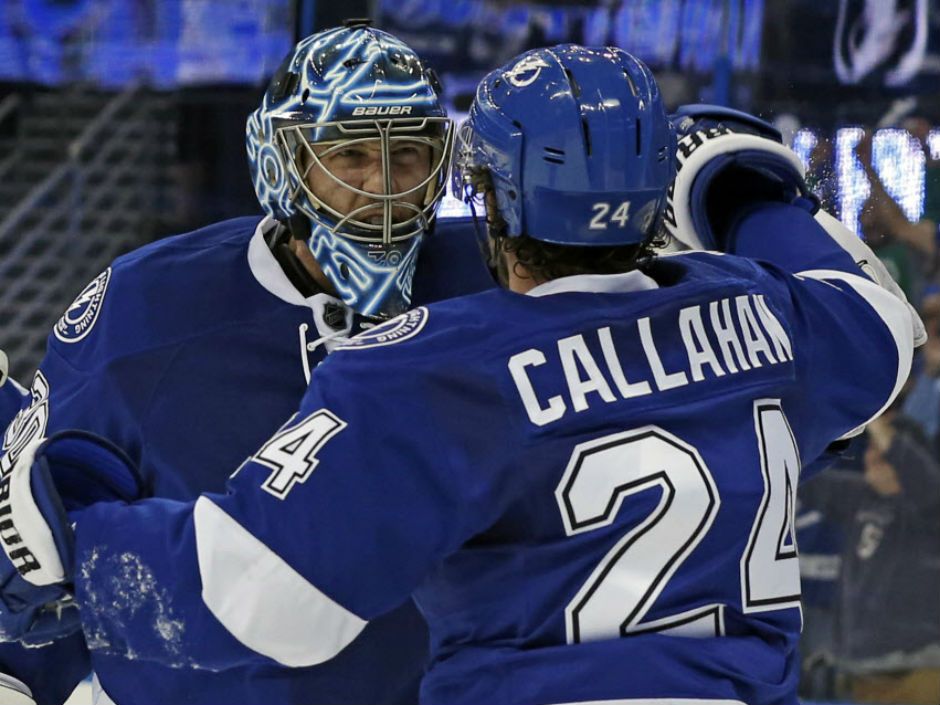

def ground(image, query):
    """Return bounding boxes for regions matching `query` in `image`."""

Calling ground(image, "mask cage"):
[276,116,454,245]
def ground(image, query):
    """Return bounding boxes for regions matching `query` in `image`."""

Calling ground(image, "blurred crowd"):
[796,118,940,705]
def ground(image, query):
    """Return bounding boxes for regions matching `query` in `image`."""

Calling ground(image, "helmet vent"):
[635,119,642,155]
[563,67,581,97]
[581,117,592,156]
[543,147,565,165]
[302,88,310,103]
[343,57,365,70]
[274,72,299,102]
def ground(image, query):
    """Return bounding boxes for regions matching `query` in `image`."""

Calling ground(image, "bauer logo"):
[351,105,413,117]
[338,307,428,350]
[54,268,111,343]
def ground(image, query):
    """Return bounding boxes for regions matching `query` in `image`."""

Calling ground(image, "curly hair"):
[493,228,665,283]
[464,166,665,284]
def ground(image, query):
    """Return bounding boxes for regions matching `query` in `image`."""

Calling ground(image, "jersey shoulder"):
[109,215,261,286]
[331,254,776,373]
[50,216,268,368]
[332,288,507,360]
[412,217,495,305]
[654,250,777,285]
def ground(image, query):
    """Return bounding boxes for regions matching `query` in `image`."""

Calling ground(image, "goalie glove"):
[0,431,142,645]
[666,103,926,348]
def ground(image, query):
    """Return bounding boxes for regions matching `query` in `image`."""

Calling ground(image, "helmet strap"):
[286,212,312,242]
[267,220,324,298]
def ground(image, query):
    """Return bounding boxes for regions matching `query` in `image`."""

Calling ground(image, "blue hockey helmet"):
[453,45,675,246]
[247,24,454,317]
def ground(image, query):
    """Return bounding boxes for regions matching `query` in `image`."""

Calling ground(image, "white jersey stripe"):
[194,496,367,668]
[796,268,914,439]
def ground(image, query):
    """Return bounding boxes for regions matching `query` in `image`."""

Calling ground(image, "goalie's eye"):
[391,143,429,166]
[334,147,369,161]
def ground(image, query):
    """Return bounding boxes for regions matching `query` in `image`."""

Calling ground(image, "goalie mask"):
[247,24,454,318]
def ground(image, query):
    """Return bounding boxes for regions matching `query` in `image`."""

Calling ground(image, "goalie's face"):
[303,138,433,226]
[271,117,452,317]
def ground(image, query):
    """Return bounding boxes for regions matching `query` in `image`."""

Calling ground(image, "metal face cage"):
[276,116,454,244]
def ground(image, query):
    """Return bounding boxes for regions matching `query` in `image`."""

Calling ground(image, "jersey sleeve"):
[3,266,171,471]
[0,378,26,432]
[733,207,914,461]
[727,202,864,276]
[72,345,509,671]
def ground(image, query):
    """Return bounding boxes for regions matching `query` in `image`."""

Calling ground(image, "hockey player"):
[0,23,491,705]
[0,45,922,704]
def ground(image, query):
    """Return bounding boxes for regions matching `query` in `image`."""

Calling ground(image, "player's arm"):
[0,268,166,703]
[0,350,502,671]
[666,104,925,347]
[665,105,916,458]
[753,248,913,465]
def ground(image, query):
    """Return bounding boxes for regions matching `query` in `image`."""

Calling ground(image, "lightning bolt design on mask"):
[246,27,445,318]
[308,223,423,318]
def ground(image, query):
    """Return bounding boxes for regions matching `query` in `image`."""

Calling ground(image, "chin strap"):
[266,220,324,298]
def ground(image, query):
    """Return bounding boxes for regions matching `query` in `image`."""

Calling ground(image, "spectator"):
[805,136,839,214]
[799,410,940,704]
[858,121,940,265]
[902,289,940,450]
[854,130,925,303]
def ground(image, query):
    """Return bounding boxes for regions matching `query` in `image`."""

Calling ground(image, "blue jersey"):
[66,204,912,705]
[0,379,25,433]
[0,215,492,705]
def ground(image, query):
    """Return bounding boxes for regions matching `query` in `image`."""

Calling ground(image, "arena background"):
[0,2,936,704]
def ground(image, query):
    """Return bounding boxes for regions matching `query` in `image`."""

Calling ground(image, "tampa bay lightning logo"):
[309,224,423,317]
[834,0,927,86]
[337,307,429,350]
[503,54,551,88]
[54,268,111,343]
